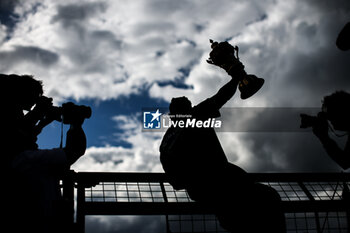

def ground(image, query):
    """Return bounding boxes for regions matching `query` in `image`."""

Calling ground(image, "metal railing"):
[62,172,350,233]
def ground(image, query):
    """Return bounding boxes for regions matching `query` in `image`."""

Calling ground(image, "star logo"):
[150,109,162,122]
[143,109,162,129]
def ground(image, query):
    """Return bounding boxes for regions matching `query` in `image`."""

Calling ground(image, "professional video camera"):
[300,112,327,129]
[48,102,92,124]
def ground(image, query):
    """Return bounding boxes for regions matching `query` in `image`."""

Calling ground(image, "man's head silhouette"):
[323,91,350,131]
[1,74,43,111]
[169,96,192,115]
[336,22,350,51]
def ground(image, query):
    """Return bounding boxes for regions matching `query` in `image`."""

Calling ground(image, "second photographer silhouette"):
[1,74,91,233]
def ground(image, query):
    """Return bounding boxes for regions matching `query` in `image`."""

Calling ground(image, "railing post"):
[76,181,86,233]
[160,181,171,233]
[62,169,76,232]
[298,181,322,233]
[342,181,350,233]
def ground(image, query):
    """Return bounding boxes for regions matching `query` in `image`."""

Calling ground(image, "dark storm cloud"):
[219,107,344,172]
[245,13,267,26]
[130,21,176,38]
[281,13,350,97]
[229,0,350,105]
[0,0,20,41]
[218,3,350,172]
[219,108,319,132]
[283,49,350,98]
[308,0,350,12]
[0,1,43,41]
[236,133,342,172]
[0,0,19,28]
[50,1,124,74]
[51,1,107,26]
[144,0,187,16]
[0,45,59,69]
[60,28,123,74]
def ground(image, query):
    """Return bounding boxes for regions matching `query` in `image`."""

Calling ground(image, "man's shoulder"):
[192,98,221,119]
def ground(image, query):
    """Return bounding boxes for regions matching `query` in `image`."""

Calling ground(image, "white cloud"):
[2,0,348,172]
[0,0,273,103]
[72,113,164,172]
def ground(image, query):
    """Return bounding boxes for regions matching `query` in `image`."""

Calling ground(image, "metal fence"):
[62,172,350,233]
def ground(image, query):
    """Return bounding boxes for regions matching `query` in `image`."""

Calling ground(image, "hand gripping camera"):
[299,112,327,129]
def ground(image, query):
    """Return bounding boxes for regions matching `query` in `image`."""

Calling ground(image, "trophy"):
[207,39,264,99]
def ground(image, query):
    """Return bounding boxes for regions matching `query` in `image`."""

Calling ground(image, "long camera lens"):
[61,102,91,124]
[46,102,92,124]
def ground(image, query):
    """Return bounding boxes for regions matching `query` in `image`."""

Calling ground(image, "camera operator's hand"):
[23,96,54,130]
[34,96,53,114]
[64,123,87,165]
[312,112,329,140]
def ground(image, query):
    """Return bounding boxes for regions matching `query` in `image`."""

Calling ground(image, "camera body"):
[49,102,91,124]
[300,112,327,129]
[300,114,318,128]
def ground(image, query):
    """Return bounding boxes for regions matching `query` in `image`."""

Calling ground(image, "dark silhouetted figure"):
[301,91,350,170]
[336,22,350,51]
[160,43,285,232]
[1,74,89,233]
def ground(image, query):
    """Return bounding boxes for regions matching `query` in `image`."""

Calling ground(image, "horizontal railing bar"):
[81,200,347,215]
[75,172,350,184]
[76,172,168,184]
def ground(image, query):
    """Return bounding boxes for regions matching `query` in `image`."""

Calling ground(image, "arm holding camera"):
[23,96,56,136]
[301,111,350,170]
[61,102,90,165]
[17,97,91,166]
[318,137,350,170]
[40,101,91,165]
[64,123,87,165]
[312,117,350,170]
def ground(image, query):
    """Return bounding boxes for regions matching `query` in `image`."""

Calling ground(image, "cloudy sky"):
[1,0,350,232]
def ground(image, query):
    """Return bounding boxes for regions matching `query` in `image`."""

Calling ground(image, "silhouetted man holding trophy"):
[160,40,285,233]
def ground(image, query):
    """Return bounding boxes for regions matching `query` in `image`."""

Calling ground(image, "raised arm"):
[206,40,250,109]
[209,74,240,110]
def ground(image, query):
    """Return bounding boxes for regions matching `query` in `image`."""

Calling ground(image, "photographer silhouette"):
[1,74,90,233]
[301,91,350,170]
